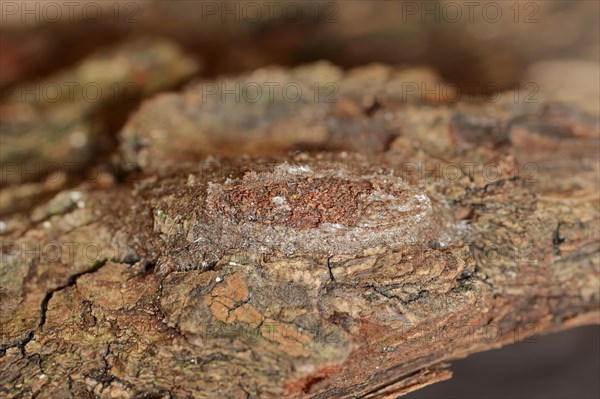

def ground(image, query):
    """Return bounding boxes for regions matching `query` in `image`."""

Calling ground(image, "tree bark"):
[1,63,599,398]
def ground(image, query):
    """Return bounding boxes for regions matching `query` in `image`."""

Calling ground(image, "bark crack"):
[1,258,109,354]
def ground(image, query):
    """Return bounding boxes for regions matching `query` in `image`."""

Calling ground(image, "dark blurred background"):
[2,1,599,88]
[406,326,600,399]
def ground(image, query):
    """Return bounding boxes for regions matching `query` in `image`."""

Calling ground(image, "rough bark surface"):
[1,64,599,398]
[1,37,199,218]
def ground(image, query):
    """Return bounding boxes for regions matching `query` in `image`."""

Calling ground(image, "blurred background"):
[2,0,599,86]
[407,326,599,398]
[1,1,599,397]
